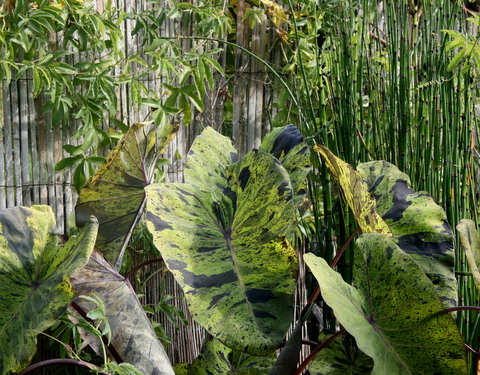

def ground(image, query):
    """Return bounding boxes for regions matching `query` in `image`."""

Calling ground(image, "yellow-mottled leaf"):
[314,145,391,237]
[457,219,480,294]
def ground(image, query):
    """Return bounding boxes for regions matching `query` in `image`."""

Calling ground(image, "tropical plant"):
[2,124,480,374]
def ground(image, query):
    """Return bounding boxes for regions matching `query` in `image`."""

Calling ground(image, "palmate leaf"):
[304,233,467,375]
[356,161,457,308]
[70,250,175,375]
[145,149,297,355]
[75,121,179,270]
[456,219,480,294]
[259,125,311,208]
[308,331,374,375]
[314,145,391,236]
[0,206,98,374]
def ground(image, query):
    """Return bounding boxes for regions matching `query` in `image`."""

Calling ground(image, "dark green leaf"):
[55,155,83,171]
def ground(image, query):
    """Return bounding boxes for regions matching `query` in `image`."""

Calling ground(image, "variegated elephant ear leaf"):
[259,125,311,207]
[456,219,480,294]
[314,145,391,236]
[0,206,97,374]
[308,331,374,375]
[304,233,467,375]
[70,250,175,375]
[75,121,179,269]
[356,160,457,309]
[184,126,238,202]
[145,149,297,355]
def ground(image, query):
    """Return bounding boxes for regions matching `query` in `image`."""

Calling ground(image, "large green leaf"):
[145,149,297,355]
[356,161,457,308]
[0,205,98,374]
[308,331,374,375]
[70,250,175,375]
[75,121,178,269]
[314,146,392,236]
[304,233,467,375]
[259,125,311,207]
[184,126,238,203]
[456,219,480,294]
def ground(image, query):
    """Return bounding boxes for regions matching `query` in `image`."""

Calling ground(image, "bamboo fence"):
[0,0,290,367]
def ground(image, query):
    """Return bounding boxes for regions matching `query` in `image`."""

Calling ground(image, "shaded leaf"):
[304,233,467,375]
[267,316,303,375]
[314,145,391,236]
[145,150,297,355]
[308,331,374,375]
[456,219,480,294]
[357,160,457,308]
[0,206,97,374]
[176,337,277,375]
[260,125,311,208]
[75,121,179,269]
[71,250,175,375]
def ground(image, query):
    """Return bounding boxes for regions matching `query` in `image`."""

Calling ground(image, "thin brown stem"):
[294,328,347,375]
[18,359,111,375]
[307,228,361,304]
[71,301,124,364]
[125,257,164,281]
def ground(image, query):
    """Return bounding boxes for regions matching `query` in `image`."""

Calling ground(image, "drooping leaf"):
[259,125,311,208]
[308,331,374,375]
[267,316,303,375]
[145,150,297,355]
[456,219,480,294]
[75,121,179,269]
[314,145,391,236]
[304,233,467,375]
[356,160,457,308]
[70,250,175,375]
[0,206,98,374]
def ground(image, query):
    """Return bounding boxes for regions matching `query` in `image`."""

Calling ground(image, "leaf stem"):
[71,301,124,364]
[294,328,347,375]
[125,257,164,281]
[307,228,361,304]
[18,359,111,375]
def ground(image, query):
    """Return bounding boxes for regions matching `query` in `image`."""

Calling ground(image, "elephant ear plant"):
[144,125,311,359]
[0,126,474,374]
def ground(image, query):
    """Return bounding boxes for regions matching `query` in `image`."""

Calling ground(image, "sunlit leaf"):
[357,160,457,309]
[304,233,467,375]
[0,206,97,374]
[145,149,297,355]
[75,121,179,269]
[314,145,391,236]
[456,219,480,294]
[71,250,175,375]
